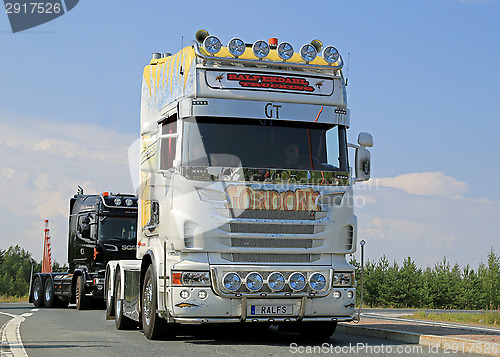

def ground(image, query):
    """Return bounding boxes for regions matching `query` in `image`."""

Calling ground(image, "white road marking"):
[362,312,500,334]
[18,315,31,318]
[0,312,28,357]
[29,310,38,312]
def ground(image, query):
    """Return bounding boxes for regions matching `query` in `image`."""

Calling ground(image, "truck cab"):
[107,31,373,340]
[30,189,138,309]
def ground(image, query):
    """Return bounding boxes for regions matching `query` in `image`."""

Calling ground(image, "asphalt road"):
[0,303,480,357]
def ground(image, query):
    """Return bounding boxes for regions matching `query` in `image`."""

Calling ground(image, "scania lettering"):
[106,31,373,340]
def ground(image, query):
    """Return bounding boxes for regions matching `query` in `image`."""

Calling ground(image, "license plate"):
[250,305,293,316]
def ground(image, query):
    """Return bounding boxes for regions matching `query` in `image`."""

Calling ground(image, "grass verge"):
[0,295,29,303]
[404,310,500,327]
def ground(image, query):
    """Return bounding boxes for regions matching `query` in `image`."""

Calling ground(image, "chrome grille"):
[217,209,327,220]
[228,223,315,234]
[220,253,320,263]
[230,238,314,249]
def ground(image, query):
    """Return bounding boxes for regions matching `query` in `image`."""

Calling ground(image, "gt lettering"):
[265,103,282,119]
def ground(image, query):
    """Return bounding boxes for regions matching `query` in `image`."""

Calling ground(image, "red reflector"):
[172,272,182,285]
[103,192,109,197]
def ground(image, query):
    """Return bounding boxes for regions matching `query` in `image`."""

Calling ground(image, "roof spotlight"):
[203,35,222,55]
[300,43,317,63]
[322,46,342,65]
[227,38,245,57]
[277,42,294,61]
[252,40,270,59]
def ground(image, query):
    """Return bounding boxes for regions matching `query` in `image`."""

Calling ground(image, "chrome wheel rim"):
[45,283,52,302]
[33,282,40,301]
[143,277,153,326]
[115,280,121,318]
[106,278,112,308]
[76,285,80,305]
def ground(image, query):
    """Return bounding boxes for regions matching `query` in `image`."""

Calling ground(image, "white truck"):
[105,30,373,340]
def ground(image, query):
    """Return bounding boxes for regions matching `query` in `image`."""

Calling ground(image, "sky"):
[0,0,499,270]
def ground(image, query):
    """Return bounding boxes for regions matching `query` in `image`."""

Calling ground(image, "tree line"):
[351,248,500,310]
[0,245,66,297]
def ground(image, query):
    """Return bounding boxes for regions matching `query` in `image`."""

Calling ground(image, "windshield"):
[182,117,348,171]
[98,217,137,242]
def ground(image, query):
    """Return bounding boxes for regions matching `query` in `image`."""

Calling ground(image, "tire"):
[105,272,114,320]
[142,265,174,340]
[298,321,337,341]
[32,276,44,308]
[43,278,55,308]
[75,276,88,310]
[114,270,135,330]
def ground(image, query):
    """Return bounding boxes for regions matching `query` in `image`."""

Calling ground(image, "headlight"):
[195,187,228,204]
[252,40,270,59]
[300,43,317,62]
[203,35,222,54]
[322,46,341,65]
[245,272,263,292]
[172,272,211,286]
[333,291,342,299]
[267,272,285,292]
[277,42,294,61]
[289,272,306,291]
[332,272,354,287]
[114,198,122,206]
[125,198,134,206]
[223,272,241,291]
[227,38,245,57]
[309,272,326,291]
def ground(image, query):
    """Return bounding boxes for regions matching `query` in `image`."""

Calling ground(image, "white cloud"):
[372,172,468,199]
[0,115,137,263]
[354,175,500,269]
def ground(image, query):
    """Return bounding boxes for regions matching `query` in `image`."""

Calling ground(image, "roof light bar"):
[252,40,270,60]
[277,42,294,61]
[203,35,222,55]
[227,38,245,57]
[322,46,342,65]
[300,43,317,63]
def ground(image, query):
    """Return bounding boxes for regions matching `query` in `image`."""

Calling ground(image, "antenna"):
[345,52,350,86]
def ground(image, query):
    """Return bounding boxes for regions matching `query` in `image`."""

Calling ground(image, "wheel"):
[114,270,135,330]
[32,276,44,308]
[142,265,175,340]
[298,321,337,341]
[75,276,88,310]
[105,272,115,320]
[43,278,55,308]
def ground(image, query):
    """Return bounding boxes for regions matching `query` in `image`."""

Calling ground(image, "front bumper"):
[166,286,356,324]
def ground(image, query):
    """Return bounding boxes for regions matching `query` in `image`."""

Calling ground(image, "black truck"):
[30,188,138,309]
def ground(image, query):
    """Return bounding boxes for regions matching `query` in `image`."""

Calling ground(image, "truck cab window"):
[183,117,348,172]
[99,217,137,242]
[78,215,91,239]
[160,119,177,170]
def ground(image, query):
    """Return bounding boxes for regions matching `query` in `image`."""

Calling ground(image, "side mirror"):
[358,132,373,147]
[355,147,371,181]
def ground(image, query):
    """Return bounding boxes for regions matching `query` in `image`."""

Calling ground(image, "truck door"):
[74,214,96,264]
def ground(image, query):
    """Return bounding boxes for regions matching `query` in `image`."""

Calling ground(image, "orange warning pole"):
[41,220,52,273]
